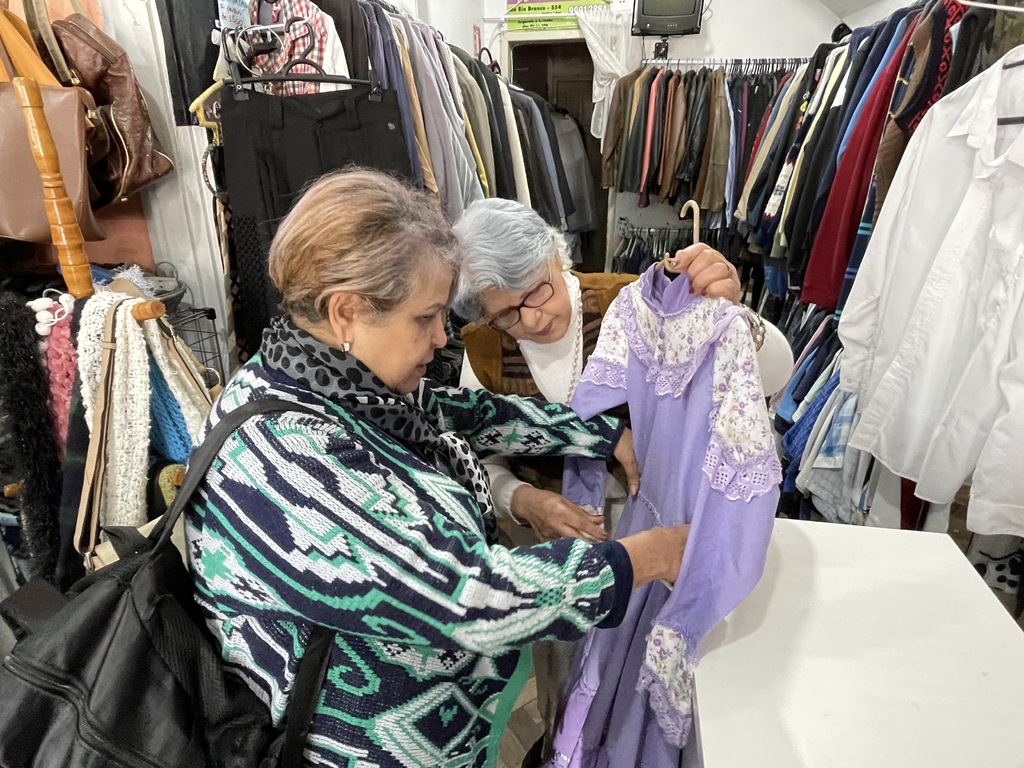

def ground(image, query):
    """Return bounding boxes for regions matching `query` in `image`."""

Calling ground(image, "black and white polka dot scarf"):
[262,317,497,542]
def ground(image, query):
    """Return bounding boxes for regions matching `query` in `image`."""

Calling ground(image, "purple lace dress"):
[548,266,781,768]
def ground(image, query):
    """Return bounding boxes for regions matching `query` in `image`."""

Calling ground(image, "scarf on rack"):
[262,317,498,541]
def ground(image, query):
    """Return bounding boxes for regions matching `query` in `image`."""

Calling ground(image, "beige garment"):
[735,64,807,222]
[389,19,438,196]
[627,67,651,134]
[464,117,490,197]
[451,52,496,196]
[498,78,531,207]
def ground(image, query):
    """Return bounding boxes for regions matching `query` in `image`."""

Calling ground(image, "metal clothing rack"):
[642,56,809,70]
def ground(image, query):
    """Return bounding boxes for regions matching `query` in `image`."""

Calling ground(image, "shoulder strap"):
[22,0,74,84]
[280,624,334,768]
[151,397,338,767]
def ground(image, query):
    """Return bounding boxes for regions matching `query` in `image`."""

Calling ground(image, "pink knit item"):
[46,314,78,460]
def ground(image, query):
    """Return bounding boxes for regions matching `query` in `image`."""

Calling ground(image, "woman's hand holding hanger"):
[668,244,743,304]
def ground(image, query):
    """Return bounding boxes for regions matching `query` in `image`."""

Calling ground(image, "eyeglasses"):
[486,267,556,331]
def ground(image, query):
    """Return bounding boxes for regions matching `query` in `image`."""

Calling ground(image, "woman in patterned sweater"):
[185,170,689,768]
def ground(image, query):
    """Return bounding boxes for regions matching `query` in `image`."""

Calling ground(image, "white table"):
[688,519,1024,768]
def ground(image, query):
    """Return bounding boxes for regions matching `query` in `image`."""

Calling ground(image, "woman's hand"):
[669,244,742,304]
[619,524,691,587]
[510,485,608,543]
[614,428,641,497]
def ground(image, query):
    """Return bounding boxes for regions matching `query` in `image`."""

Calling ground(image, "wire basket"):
[167,304,224,386]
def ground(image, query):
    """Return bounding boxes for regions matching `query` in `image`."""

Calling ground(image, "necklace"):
[565,284,584,405]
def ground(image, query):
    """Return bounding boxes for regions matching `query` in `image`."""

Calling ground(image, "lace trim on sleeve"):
[579,292,629,389]
[579,356,627,389]
[704,317,783,502]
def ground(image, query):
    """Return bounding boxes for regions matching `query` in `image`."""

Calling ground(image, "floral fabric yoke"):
[549,265,781,768]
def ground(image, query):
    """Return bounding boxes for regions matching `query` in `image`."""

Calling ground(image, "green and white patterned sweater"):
[185,357,632,767]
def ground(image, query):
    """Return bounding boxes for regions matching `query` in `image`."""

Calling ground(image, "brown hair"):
[268,169,458,322]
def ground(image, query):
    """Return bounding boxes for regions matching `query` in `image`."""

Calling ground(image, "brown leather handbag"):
[52,13,173,208]
[0,9,104,242]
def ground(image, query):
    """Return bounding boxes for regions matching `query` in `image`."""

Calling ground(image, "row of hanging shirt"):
[600,59,807,214]
[225,0,597,228]
[760,0,1024,540]
[208,0,597,354]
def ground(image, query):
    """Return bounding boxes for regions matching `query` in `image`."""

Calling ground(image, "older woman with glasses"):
[453,198,772,542]
[452,198,791,766]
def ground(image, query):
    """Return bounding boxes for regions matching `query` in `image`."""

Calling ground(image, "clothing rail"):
[960,0,1024,12]
[642,57,809,69]
[617,219,692,237]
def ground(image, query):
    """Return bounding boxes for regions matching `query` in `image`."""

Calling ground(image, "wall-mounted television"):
[631,0,706,37]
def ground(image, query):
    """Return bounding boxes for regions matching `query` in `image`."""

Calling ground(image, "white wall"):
[483,0,841,69]
[843,0,906,28]
[661,0,841,59]
[421,0,485,53]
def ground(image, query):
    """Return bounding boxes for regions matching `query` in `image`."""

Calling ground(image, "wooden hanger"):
[14,77,165,322]
[661,199,702,272]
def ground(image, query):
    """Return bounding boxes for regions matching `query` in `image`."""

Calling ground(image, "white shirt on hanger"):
[839,46,1024,537]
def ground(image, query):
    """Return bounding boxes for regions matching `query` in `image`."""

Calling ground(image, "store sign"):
[506,0,610,31]
[218,0,250,28]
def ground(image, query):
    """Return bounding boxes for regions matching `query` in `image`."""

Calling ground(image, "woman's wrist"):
[509,483,536,527]
[619,526,688,587]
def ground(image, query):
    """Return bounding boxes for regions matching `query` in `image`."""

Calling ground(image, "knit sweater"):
[185,355,633,768]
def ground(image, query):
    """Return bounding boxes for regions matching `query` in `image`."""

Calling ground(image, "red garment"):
[799,30,913,310]
[639,69,666,195]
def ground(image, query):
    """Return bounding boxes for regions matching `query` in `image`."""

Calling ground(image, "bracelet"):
[747,309,767,351]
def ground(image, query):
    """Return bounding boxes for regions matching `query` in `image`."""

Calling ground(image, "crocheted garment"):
[77,290,129,427]
[77,291,215,528]
[141,320,211,443]
[103,300,152,528]
[148,360,192,465]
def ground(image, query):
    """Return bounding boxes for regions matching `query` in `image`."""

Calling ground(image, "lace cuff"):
[703,433,782,503]
[579,356,628,390]
[636,624,696,748]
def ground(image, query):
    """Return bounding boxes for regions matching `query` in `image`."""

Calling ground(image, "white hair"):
[452,198,571,322]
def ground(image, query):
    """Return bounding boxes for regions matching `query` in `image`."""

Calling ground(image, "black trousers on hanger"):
[221,87,413,356]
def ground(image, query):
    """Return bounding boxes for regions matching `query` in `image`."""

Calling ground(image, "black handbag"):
[0,398,336,768]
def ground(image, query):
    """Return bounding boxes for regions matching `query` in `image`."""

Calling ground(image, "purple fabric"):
[549,266,781,767]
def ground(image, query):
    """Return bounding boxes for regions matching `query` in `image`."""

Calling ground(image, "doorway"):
[510,42,608,273]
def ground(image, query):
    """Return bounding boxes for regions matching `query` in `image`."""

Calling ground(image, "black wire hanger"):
[225,16,381,101]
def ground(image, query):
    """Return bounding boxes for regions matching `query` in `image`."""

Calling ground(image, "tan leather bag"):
[0,9,104,242]
[52,13,174,208]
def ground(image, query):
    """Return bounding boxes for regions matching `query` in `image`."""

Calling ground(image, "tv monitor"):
[632,0,706,36]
